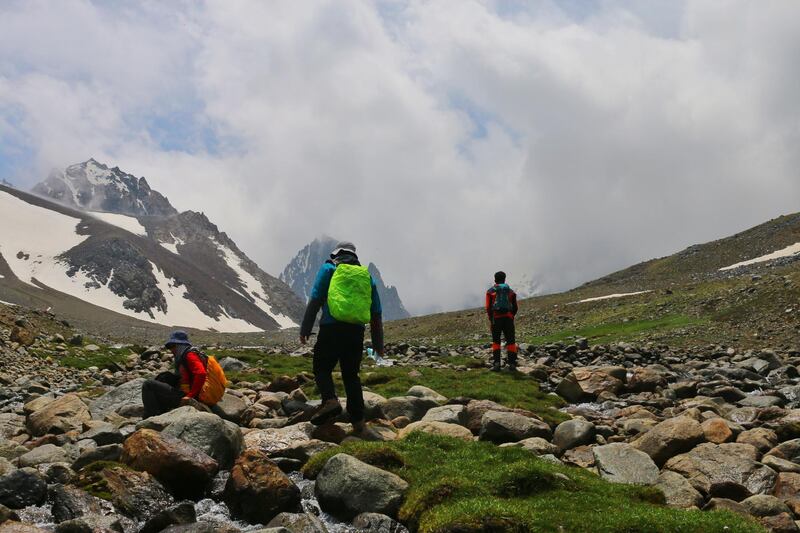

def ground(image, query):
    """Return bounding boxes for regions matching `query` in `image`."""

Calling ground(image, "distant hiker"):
[141,330,227,417]
[486,271,519,371]
[299,241,383,435]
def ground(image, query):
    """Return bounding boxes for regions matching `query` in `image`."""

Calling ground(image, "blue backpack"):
[492,284,512,313]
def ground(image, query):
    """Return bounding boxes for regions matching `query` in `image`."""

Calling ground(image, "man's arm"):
[184,352,207,399]
[300,264,333,343]
[485,290,494,321]
[511,290,518,316]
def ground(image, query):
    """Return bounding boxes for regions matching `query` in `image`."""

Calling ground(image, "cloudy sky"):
[1,0,799,314]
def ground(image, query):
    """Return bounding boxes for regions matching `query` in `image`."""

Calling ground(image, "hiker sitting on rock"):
[299,241,383,435]
[486,271,519,372]
[141,330,226,417]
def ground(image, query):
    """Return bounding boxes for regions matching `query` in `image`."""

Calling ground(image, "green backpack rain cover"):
[328,263,372,324]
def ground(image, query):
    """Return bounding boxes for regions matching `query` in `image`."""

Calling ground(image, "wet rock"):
[139,407,243,469]
[593,443,659,485]
[655,470,703,509]
[265,512,327,532]
[315,454,408,520]
[223,449,301,525]
[26,394,91,437]
[74,462,174,522]
[352,512,409,533]
[89,379,145,420]
[139,501,196,533]
[632,417,704,467]
[664,442,777,499]
[553,419,595,451]
[121,429,219,498]
[49,484,106,523]
[0,468,47,508]
[397,421,473,441]
[479,411,552,444]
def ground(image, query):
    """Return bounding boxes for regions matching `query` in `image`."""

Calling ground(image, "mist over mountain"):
[281,236,410,321]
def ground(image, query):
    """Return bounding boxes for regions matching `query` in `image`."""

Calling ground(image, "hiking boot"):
[351,420,366,434]
[490,363,501,372]
[310,399,343,426]
[507,362,518,372]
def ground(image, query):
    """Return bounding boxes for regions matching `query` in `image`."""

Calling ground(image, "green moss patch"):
[303,433,763,533]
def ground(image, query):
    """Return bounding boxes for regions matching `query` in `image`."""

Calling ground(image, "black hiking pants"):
[142,378,184,418]
[313,323,366,423]
[491,316,517,365]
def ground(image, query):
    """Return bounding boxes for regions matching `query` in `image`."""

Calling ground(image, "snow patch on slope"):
[0,191,88,287]
[89,211,148,237]
[217,241,298,329]
[159,234,185,255]
[575,291,652,304]
[719,243,800,271]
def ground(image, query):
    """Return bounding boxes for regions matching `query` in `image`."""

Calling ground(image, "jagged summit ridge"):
[281,236,411,320]
[33,158,177,217]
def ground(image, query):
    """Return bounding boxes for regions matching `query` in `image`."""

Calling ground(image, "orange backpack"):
[198,354,227,405]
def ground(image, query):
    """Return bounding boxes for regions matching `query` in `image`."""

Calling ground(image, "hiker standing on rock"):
[299,241,384,434]
[141,330,226,417]
[486,271,519,372]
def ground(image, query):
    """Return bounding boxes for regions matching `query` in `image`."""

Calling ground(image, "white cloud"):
[1,0,799,314]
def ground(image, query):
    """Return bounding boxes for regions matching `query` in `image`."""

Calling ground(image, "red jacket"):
[179,351,207,398]
[486,284,518,320]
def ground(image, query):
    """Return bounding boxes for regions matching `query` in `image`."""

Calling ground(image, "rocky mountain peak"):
[33,158,177,217]
[281,236,411,320]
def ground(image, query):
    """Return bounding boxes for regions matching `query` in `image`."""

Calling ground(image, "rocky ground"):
[3,309,800,532]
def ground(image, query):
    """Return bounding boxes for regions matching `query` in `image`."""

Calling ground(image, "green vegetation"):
[303,433,764,533]
[527,314,706,346]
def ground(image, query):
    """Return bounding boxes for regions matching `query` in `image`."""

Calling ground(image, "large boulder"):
[18,444,76,468]
[315,454,408,520]
[593,443,659,485]
[26,394,91,437]
[378,397,437,422]
[632,417,704,467]
[0,469,47,509]
[74,462,174,522]
[664,443,778,499]
[90,379,145,419]
[397,421,473,441]
[243,423,316,457]
[121,429,219,498]
[553,419,595,451]
[49,484,107,523]
[211,393,249,424]
[464,400,539,434]
[421,405,467,426]
[139,407,243,469]
[479,411,552,444]
[223,449,300,524]
[556,367,624,402]
[655,471,704,509]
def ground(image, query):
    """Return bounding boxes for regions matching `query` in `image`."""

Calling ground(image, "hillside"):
[382,212,800,350]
